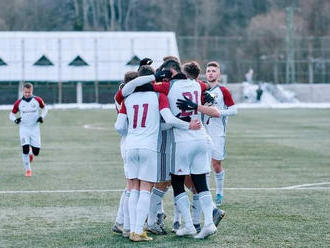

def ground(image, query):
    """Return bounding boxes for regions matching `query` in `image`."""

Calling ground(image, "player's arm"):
[122,75,155,97]
[9,99,21,124]
[159,94,201,130]
[122,70,172,97]
[114,89,124,111]
[177,96,220,118]
[35,96,48,123]
[219,86,237,116]
[114,102,128,136]
[220,105,238,116]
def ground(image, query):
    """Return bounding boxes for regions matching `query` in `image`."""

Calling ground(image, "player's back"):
[125,91,160,151]
[167,79,208,142]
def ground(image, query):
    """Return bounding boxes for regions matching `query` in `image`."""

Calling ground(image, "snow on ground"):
[1,102,330,111]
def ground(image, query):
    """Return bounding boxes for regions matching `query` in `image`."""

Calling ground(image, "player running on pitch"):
[9,82,48,177]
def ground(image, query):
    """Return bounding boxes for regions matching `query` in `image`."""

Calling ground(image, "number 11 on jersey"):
[133,104,149,128]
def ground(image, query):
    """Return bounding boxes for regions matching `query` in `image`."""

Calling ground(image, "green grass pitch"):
[0,108,329,248]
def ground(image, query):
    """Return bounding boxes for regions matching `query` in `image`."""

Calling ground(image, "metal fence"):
[177,36,330,84]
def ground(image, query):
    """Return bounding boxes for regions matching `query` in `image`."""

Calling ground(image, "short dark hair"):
[160,59,182,73]
[163,56,180,63]
[138,65,155,76]
[183,61,201,79]
[124,71,139,84]
[207,61,220,69]
[23,82,33,89]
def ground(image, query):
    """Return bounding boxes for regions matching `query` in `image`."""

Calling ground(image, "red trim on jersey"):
[158,93,170,110]
[220,86,235,107]
[152,82,170,95]
[197,80,208,92]
[119,102,127,114]
[115,89,124,105]
[12,99,22,114]
[34,96,45,108]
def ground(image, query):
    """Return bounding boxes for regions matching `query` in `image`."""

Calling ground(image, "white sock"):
[22,153,30,171]
[135,190,151,235]
[173,201,181,223]
[215,171,225,196]
[206,173,210,189]
[175,192,193,228]
[199,191,214,226]
[123,190,130,231]
[129,189,139,232]
[192,194,201,225]
[115,190,125,225]
[148,188,166,226]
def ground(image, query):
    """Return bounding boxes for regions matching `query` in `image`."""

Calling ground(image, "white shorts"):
[126,148,158,182]
[19,125,41,148]
[171,139,210,175]
[210,136,226,161]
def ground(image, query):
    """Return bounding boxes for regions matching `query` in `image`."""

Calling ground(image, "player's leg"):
[147,181,170,234]
[30,127,41,165]
[113,190,125,234]
[19,127,32,176]
[132,180,153,241]
[122,180,131,237]
[190,140,217,239]
[125,149,139,238]
[211,136,226,206]
[184,175,201,233]
[130,149,158,242]
[22,144,31,176]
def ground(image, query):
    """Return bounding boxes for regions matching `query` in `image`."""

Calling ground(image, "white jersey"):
[10,96,46,127]
[204,85,235,137]
[166,78,209,142]
[121,92,164,151]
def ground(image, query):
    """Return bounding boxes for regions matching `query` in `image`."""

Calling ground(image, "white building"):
[0,32,179,103]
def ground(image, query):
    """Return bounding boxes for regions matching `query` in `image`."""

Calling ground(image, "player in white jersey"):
[204,61,238,206]
[180,61,226,231]
[9,83,48,177]
[115,72,201,242]
[112,71,139,236]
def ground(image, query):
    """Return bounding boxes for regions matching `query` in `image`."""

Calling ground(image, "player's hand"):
[37,117,43,123]
[154,69,172,82]
[175,113,191,122]
[189,119,201,130]
[14,117,21,124]
[139,57,153,67]
[176,96,198,111]
[204,92,215,105]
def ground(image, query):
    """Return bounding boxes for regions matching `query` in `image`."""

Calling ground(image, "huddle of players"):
[113,56,237,241]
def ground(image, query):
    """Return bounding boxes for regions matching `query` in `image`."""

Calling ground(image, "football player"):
[9,82,48,177]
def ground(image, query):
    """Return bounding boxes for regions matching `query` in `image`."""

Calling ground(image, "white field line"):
[0,182,329,194]
[83,124,108,130]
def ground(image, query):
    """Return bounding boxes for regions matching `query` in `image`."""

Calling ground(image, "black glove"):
[204,92,215,104]
[139,57,153,67]
[37,117,43,123]
[154,69,172,82]
[175,113,191,122]
[176,96,198,111]
[14,117,21,124]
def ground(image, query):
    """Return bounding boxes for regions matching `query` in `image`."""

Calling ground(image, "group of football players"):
[112,56,237,241]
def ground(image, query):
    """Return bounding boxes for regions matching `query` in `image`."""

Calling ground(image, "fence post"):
[77,82,83,104]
